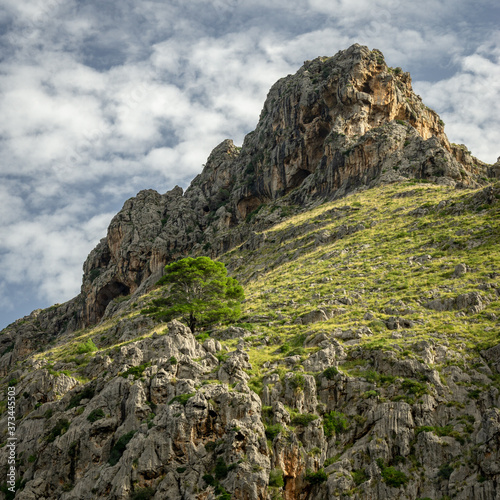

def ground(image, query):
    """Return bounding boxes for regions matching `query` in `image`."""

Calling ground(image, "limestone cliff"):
[79,44,488,328]
[1,44,499,500]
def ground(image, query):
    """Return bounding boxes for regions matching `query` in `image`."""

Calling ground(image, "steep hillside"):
[3,43,490,337]
[1,44,500,500]
[1,180,499,500]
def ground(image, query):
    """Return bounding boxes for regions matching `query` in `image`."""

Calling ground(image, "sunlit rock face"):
[74,43,488,324]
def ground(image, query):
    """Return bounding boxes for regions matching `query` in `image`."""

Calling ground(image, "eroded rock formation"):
[78,44,489,327]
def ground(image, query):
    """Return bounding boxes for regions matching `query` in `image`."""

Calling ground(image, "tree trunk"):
[189,313,196,333]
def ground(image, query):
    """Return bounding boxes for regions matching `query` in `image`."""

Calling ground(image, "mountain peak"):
[6,46,493,329]
[1,45,500,500]
[75,45,490,325]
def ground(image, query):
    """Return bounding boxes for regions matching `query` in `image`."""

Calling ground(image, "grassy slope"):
[22,180,499,397]
[223,181,500,392]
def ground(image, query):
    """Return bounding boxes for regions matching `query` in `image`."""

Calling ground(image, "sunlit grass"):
[7,181,500,397]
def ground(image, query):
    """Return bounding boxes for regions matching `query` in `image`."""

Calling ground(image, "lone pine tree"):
[154,256,244,332]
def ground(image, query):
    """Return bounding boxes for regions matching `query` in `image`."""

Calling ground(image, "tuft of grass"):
[168,393,195,406]
[75,339,98,354]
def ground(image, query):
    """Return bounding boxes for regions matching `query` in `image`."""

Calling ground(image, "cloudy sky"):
[0,0,499,329]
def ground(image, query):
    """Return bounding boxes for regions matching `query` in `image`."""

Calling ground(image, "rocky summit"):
[1,44,499,500]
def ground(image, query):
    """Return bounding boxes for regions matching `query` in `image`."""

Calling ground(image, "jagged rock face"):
[0,321,270,500]
[2,314,500,499]
[236,44,485,208]
[2,176,500,499]
[71,44,491,325]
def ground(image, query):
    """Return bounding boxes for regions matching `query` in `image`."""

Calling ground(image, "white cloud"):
[414,34,500,162]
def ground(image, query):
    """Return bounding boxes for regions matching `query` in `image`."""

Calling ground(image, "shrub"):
[131,487,155,500]
[202,474,216,486]
[352,468,369,485]
[289,373,305,392]
[415,425,434,435]
[401,379,428,397]
[323,367,339,380]
[269,468,284,487]
[291,413,319,427]
[377,459,409,487]
[324,455,340,467]
[195,332,210,343]
[87,409,105,423]
[323,411,349,437]
[204,441,217,452]
[89,269,100,282]
[46,419,70,442]
[121,362,151,379]
[168,393,195,406]
[382,466,409,487]
[265,424,285,440]
[438,463,453,480]
[108,431,135,466]
[75,339,98,354]
[66,386,95,410]
[214,458,238,480]
[305,468,327,484]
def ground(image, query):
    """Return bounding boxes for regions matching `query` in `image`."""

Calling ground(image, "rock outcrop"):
[1,43,499,500]
[76,43,490,327]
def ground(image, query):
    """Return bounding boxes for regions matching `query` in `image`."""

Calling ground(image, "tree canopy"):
[149,256,244,332]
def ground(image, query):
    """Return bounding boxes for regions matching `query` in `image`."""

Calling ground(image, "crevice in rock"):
[96,281,130,321]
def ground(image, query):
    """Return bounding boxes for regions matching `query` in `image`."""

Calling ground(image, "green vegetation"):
[108,431,136,466]
[269,468,284,487]
[265,423,286,440]
[290,412,318,427]
[121,362,151,379]
[438,463,454,480]
[168,393,195,406]
[288,373,305,392]
[130,487,155,500]
[305,468,327,484]
[415,424,464,444]
[87,408,105,423]
[10,180,500,496]
[323,411,349,437]
[377,459,409,487]
[352,468,369,485]
[322,366,339,379]
[324,455,341,467]
[146,256,244,332]
[66,386,95,410]
[75,339,98,354]
[46,419,70,442]
[202,459,237,499]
